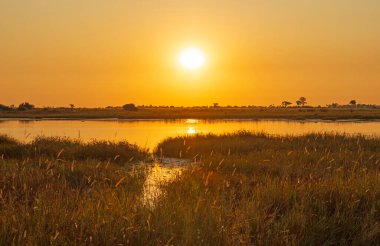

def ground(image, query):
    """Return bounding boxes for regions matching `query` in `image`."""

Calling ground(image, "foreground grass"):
[153,132,380,245]
[1,107,380,120]
[0,135,157,244]
[1,132,380,244]
[0,158,153,244]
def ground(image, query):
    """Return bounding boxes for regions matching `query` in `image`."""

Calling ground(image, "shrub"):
[18,102,35,111]
[0,104,11,111]
[122,103,138,111]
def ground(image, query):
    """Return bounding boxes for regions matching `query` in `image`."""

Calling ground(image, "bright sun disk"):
[179,47,205,70]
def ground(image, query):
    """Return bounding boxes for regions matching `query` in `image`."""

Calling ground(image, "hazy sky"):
[1,0,380,107]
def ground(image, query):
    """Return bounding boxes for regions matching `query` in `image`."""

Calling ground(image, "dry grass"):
[0,158,152,244]
[1,132,380,244]
[152,132,380,245]
[0,135,149,163]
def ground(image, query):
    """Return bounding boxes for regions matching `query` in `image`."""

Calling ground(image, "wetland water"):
[1,119,380,150]
[1,118,380,206]
[142,158,189,207]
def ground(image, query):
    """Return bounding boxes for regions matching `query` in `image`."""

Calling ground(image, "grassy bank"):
[0,135,149,163]
[0,135,152,244]
[1,133,380,244]
[153,133,380,244]
[0,158,150,244]
[1,107,380,120]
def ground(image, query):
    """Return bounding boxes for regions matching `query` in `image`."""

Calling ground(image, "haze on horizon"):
[1,0,380,107]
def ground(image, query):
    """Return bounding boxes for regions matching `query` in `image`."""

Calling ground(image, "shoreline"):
[1,117,380,123]
[1,108,380,121]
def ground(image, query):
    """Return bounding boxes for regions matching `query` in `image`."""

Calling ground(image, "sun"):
[179,47,205,70]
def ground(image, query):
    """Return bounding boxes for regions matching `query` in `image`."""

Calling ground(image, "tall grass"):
[150,132,380,245]
[1,132,380,244]
[0,158,151,244]
[0,135,149,163]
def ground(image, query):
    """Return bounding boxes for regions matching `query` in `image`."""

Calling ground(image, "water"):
[1,118,379,206]
[0,119,380,150]
[142,158,189,207]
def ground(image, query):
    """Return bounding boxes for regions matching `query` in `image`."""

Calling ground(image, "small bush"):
[0,104,11,111]
[122,103,138,111]
[18,102,35,111]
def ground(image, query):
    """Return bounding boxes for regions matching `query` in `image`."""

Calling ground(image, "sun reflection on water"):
[142,161,187,207]
[187,126,197,134]
[185,119,199,124]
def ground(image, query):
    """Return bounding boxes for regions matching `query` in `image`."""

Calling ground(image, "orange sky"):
[1,0,380,107]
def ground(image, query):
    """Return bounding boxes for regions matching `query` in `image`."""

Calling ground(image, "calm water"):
[142,158,189,207]
[0,119,380,150]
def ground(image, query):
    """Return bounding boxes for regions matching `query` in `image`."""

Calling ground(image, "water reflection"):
[142,159,188,207]
[187,126,197,134]
[0,119,379,150]
[185,119,199,124]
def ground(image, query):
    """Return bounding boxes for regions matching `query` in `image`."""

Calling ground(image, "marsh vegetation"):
[1,132,380,244]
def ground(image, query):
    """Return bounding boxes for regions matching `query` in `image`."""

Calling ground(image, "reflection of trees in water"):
[19,120,32,124]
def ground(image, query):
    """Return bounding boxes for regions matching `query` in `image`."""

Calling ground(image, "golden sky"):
[1,0,380,107]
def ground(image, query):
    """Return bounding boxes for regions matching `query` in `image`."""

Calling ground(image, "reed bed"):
[151,132,380,245]
[0,132,380,244]
[0,135,149,163]
[0,158,154,244]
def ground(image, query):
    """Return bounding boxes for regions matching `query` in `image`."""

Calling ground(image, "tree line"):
[1,100,379,111]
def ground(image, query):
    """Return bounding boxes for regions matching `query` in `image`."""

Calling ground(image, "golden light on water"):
[179,47,205,70]
[187,126,197,134]
[185,119,198,134]
[185,119,199,124]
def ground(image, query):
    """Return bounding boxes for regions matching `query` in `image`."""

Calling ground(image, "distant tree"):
[298,97,307,107]
[296,100,302,107]
[349,100,357,107]
[122,103,138,111]
[213,102,219,108]
[331,103,339,108]
[69,104,75,109]
[18,102,34,111]
[0,104,11,111]
[281,101,292,107]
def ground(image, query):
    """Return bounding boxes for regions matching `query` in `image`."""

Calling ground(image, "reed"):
[150,132,380,245]
[0,135,149,163]
[1,132,380,244]
[0,158,150,244]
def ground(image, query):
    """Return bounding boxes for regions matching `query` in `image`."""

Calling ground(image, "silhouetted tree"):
[69,104,75,109]
[349,100,357,107]
[18,102,34,111]
[298,97,307,107]
[281,101,292,107]
[213,103,219,108]
[122,103,138,111]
